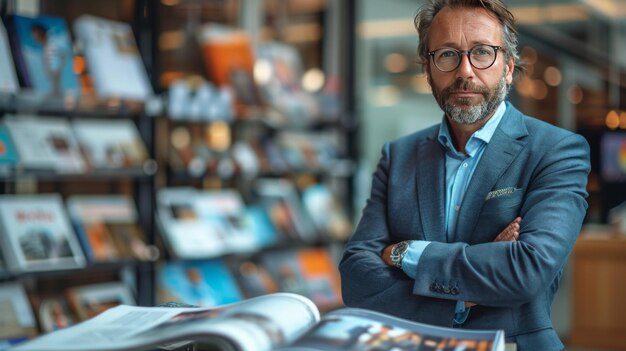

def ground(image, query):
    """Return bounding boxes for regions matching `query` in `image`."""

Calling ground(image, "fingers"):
[382,244,394,266]
[464,301,477,309]
[494,217,522,242]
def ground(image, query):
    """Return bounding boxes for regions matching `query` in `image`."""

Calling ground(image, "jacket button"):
[443,286,451,294]
[451,287,459,295]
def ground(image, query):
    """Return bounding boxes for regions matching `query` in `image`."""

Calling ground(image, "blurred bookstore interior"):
[0,0,624,350]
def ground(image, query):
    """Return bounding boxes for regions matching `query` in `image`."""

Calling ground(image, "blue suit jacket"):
[339,103,590,351]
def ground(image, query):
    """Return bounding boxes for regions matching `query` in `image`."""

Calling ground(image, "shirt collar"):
[438,101,507,155]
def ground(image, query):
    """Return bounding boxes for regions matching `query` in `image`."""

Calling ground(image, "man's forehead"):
[428,7,502,48]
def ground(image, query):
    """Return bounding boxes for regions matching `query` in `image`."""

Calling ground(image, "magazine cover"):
[33,296,76,333]
[276,130,340,171]
[65,282,136,321]
[0,125,19,167]
[7,14,80,97]
[197,23,262,108]
[0,282,38,349]
[256,41,319,123]
[231,260,279,299]
[193,189,259,254]
[72,119,148,170]
[245,205,279,248]
[302,183,352,241]
[156,259,243,308]
[0,20,19,93]
[254,178,317,242]
[0,194,86,272]
[4,115,86,173]
[157,187,230,259]
[66,195,151,262]
[261,248,342,309]
[73,15,153,101]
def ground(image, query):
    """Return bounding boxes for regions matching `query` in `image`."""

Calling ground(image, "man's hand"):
[494,217,522,242]
[382,243,395,267]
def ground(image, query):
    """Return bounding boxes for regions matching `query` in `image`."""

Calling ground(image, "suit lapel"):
[455,105,528,242]
[416,135,446,242]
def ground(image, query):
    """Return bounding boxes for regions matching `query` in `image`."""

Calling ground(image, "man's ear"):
[505,57,514,85]
[424,62,433,86]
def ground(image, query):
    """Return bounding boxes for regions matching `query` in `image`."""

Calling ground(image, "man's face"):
[426,7,514,125]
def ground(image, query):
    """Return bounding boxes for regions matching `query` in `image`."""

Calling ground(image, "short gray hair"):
[414,0,524,76]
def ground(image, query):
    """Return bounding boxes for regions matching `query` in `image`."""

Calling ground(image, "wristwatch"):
[390,240,412,268]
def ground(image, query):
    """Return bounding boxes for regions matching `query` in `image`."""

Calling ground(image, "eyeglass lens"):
[433,45,497,72]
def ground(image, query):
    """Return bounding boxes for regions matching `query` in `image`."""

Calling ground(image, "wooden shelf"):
[569,228,626,350]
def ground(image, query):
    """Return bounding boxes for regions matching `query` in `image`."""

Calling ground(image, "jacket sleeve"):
[339,142,457,326]
[413,133,590,307]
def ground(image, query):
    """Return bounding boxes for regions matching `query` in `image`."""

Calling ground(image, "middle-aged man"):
[339,1,591,350]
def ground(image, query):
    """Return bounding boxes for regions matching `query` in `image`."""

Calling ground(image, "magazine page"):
[10,293,320,351]
[281,308,505,351]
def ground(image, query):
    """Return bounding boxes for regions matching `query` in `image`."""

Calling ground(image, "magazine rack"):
[0,0,355,346]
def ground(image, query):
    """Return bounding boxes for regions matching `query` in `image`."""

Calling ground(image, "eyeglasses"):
[428,44,502,72]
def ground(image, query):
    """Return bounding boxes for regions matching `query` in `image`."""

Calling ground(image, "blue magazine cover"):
[9,15,79,97]
[157,259,243,307]
[0,126,18,166]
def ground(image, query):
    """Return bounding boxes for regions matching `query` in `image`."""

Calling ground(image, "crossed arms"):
[339,132,590,322]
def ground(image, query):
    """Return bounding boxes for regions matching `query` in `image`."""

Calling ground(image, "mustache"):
[444,79,489,95]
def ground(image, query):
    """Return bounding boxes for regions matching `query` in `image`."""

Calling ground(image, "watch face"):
[394,241,409,255]
[391,241,409,267]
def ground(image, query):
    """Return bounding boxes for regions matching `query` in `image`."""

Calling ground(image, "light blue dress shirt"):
[401,101,507,324]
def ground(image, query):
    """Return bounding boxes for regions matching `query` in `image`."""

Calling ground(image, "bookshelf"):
[0,0,356,344]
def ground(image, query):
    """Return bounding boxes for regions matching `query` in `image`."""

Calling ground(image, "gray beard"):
[434,72,509,125]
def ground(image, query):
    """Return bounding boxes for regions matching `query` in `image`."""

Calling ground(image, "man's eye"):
[472,47,491,56]
[439,50,457,58]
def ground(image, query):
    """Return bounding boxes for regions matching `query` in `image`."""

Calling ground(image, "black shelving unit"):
[0,0,358,322]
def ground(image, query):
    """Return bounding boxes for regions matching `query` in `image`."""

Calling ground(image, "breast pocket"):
[481,191,524,214]
[472,192,524,244]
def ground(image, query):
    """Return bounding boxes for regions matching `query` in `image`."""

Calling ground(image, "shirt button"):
[462,163,468,168]
[455,205,460,211]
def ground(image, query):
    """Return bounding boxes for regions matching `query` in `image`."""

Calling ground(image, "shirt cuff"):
[454,300,471,324]
[400,240,430,279]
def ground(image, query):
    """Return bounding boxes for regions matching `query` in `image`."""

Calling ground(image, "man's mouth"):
[449,91,481,97]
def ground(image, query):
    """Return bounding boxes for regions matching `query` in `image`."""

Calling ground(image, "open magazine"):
[10,293,505,351]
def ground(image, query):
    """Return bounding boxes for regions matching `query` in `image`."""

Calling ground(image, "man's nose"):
[455,53,474,79]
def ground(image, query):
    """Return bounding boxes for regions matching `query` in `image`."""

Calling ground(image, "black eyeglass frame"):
[428,44,502,72]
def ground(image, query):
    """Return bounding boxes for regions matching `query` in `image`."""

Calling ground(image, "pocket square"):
[485,187,521,201]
